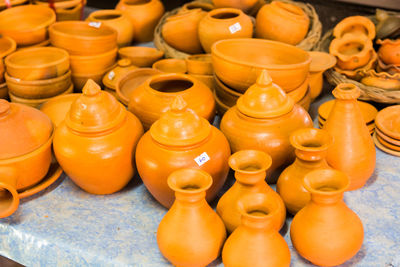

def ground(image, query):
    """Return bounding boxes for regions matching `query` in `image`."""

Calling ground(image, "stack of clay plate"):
[374,105,400,156]
[318,99,378,135]
[4,47,73,108]
[0,36,17,99]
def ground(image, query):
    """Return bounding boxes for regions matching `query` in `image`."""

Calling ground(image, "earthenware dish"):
[118,46,164,67]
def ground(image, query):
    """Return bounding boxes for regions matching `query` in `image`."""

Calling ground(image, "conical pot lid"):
[103,59,138,90]
[0,99,53,159]
[236,70,294,119]
[150,96,211,146]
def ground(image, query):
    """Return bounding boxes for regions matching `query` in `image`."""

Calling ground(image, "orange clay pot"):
[333,15,376,39]
[136,96,230,208]
[290,169,364,266]
[220,70,313,183]
[162,8,206,54]
[152,58,187,74]
[222,193,291,267]
[216,150,285,233]
[323,83,375,190]
[40,93,81,127]
[103,59,138,91]
[53,79,144,194]
[256,1,309,45]
[308,51,337,100]
[181,1,214,12]
[277,128,332,215]
[116,0,164,43]
[157,168,226,267]
[87,9,135,47]
[212,0,258,13]
[198,8,253,53]
[377,38,400,65]
[128,73,215,130]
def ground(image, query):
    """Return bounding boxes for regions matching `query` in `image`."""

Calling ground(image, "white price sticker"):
[108,71,115,80]
[89,22,102,28]
[194,152,210,167]
[229,22,242,34]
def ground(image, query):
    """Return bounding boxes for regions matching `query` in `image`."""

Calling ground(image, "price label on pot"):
[108,71,115,80]
[89,22,102,28]
[194,152,210,166]
[229,22,242,34]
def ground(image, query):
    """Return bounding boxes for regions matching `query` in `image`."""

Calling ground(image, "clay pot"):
[199,8,253,53]
[40,93,81,127]
[333,15,376,39]
[0,5,56,46]
[135,96,230,208]
[186,54,213,75]
[308,51,337,100]
[152,58,187,74]
[116,0,165,43]
[0,36,16,59]
[118,46,164,67]
[162,9,206,54]
[69,47,117,74]
[256,1,309,45]
[0,99,53,217]
[290,169,364,266]
[334,50,378,81]
[181,1,214,12]
[277,128,332,215]
[0,82,7,99]
[222,193,290,267]
[53,79,144,194]
[217,150,285,233]
[157,168,226,267]
[212,0,258,13]
[212,38,311,92]
[377,38,400,65]
[323,83,375,190]
[103,59,138,91]
[0,0,28,10]
[128,73,215,130]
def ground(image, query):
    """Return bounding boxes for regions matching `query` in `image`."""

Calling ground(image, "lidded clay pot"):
[102,58,138,91]
[277,128,332,215]
[290,169,364,266]
[220,70,313,183]
[216,150,285,233]
[135,96,231,208]
[53,79,144,194]
[222,193,291,267]
[323,83,375,190]
[157,168,226,267]
[333,15,376,40]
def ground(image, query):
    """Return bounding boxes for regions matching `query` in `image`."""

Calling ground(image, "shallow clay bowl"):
[0,5,56,46]
[5,47,69,81]
[69,47,117,74]
[152,58,187,73]
[40,93,81,127]
[186,54,213,75]
[211,38,311,92]
[118,47,164,67]
[0,36,16,58]
[375,105,400,140]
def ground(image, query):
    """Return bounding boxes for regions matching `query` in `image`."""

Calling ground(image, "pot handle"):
[0,166,19,218]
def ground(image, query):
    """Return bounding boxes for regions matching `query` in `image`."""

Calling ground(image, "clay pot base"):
[373,132,400,157]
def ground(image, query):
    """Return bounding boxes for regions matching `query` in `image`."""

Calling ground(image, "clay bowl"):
[0,82,7,99]
[211,38,311,92]
[375,105,400,140]
[191,74,214,90]
[0,36,16,58]
[49,21,117,55]
[118,46,164,67]
[40,93,81,127]
[186,54,213,75]
[0,5,56,46]
[152,59,187,74]
[5,70,72,99]
[16,39,51,51]
[69,47,117,74]
[5,47,69,81]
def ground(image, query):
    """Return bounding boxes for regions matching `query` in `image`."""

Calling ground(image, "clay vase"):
[216,150,285,233]
[377,38,400,65]
[256,1,309,45]
[198,8,253,53]
[333,15,376,39]
[222,193,291,267]
[162,8,206,54]
[277,128,332,215]
[290,169,364,266]
[220,70,313,183]
[212,0,258,13]
[116,0,165,43]
[136,96,231,208]
[323,83,375,190]
[53,79,144,194]
[157,168,226,267]
[308,51,337,100]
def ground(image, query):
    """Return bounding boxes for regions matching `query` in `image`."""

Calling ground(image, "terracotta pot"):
[128,73,215,130]
[152,58,187,74]
[186,54,213,75]
[0,99,53,217]
[277,128,332,215]
[54,0,86,22]
[222,193,290,267]
[53,79,144,194]
[87,9,134,47]
[0,5,56,46]
[118,46,164,67]
[212,0,258,13]
[190,74,215,90]
[71,62,116,91]
[0,36,16,59]
[199,8,253,53]
[360,69,400,90]
[290,169,364,266]
[220,70,312,183]
[333,15,376,39]
[69,47,117,74]
[323,83,375,190]
[40,93,81,127]
[0,0,28,10]
[308,51,337,100]
[157,168,226,267]
[377,38,400,65]
[334,50,378,81]
[217,150,285,233]
[0,82,7,99]
[162,9,206,54]
[102,59,138,91]
[256,1,309,45]
[181,1,214,12]
[212,38,311,92]
[116,0,164,43]
[136,96,230,208]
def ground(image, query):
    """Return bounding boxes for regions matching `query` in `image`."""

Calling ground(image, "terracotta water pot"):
[377,38,400,65]
[256,1,309,45]
[157,168,226,267]
[222,193,291,267]
[323,83,375,190]
[308,51,337,100]
[290,169,364,266]
[53,79,144,194]
[212,0,258,13]
[40,93,81,127]
[220,70,313,182]
[333,15,376,39]
[277,128,332,215]
[118,46,164,67]
[102,59,138,91]
[186,54,213,75]
[136,96,230,208]
[152,58,187,74]
[217,150,285,233]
